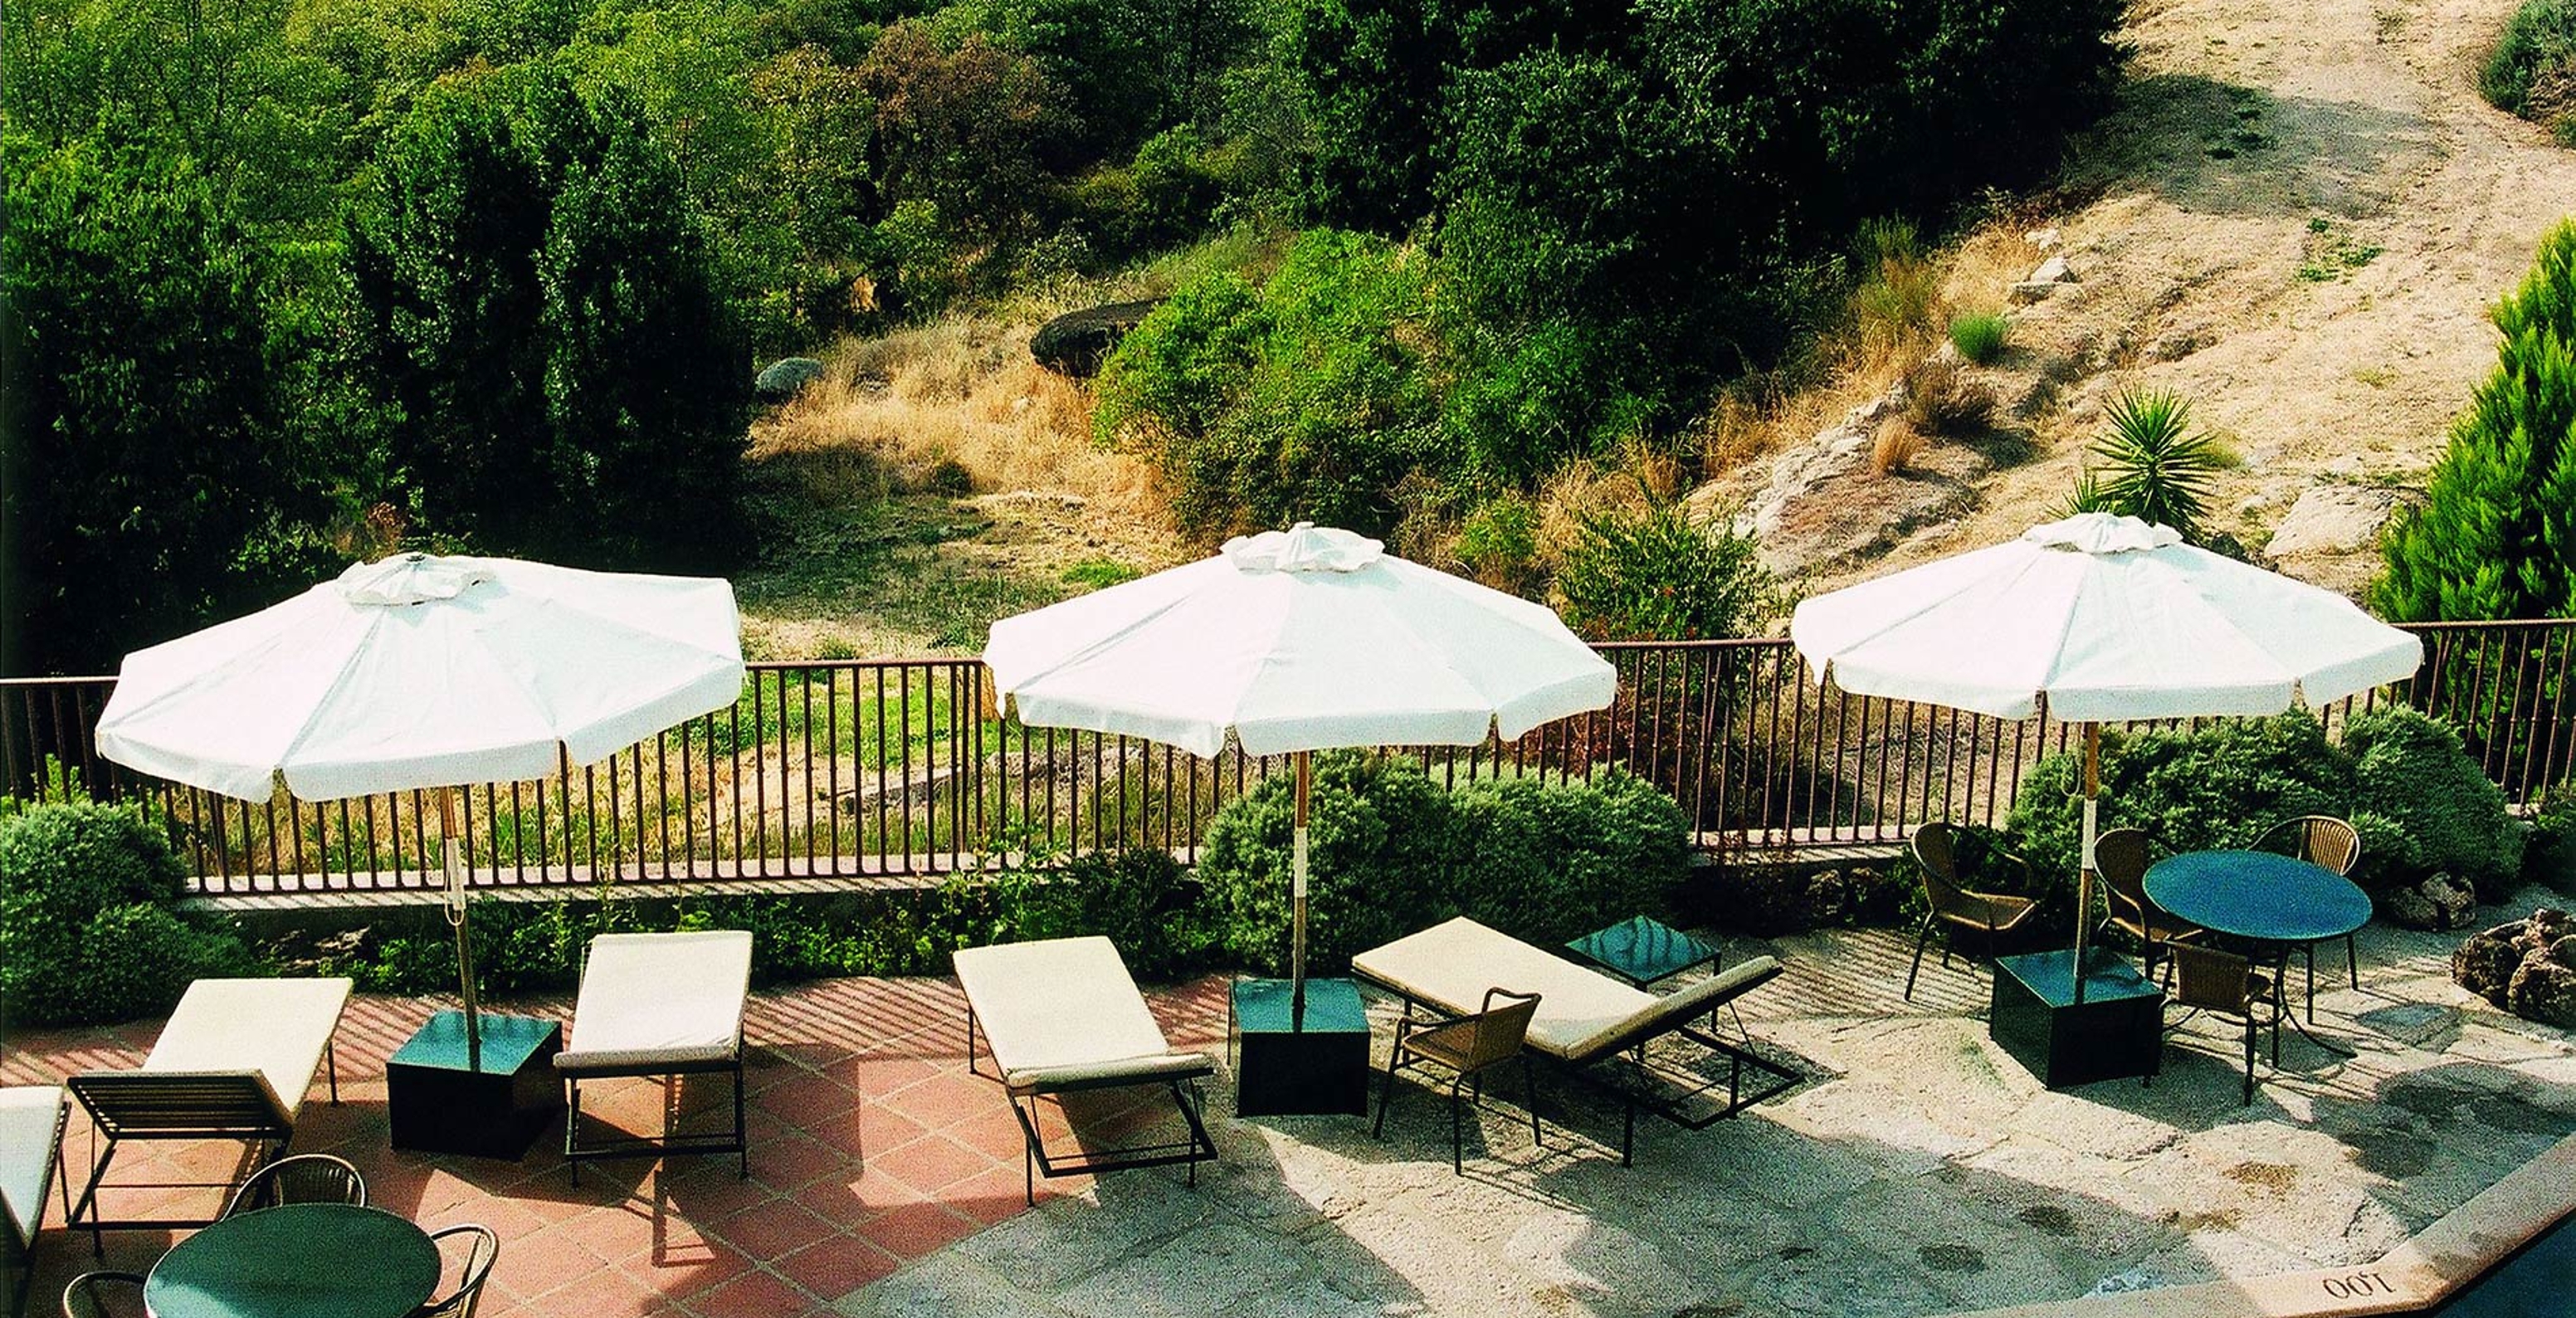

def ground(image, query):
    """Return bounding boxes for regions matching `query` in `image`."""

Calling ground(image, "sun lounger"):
[556,930,754,1182]
[2,1086,68,1317]
[1353,917,1794,1164]
[953,936,1216,1203]
[63,977,350,1247]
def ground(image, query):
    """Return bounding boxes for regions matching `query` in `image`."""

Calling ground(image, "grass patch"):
[1948,311,2009,364]
[2298,219,2383,282]
[1062,557,1142,589]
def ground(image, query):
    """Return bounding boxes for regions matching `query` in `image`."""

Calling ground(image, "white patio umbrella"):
[1790,513,2423,998]
[95,552,745,1057]
[983,523,1618,1023]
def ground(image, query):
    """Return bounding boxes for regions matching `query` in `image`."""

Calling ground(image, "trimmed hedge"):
[0,803,252,1027]
[2344,707,2524,901]
[1195,751,1692,974]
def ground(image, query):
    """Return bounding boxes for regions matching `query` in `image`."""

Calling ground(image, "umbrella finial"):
[2022,513,2181,554]
[336,553,496,607]
[1221,524,1383,574]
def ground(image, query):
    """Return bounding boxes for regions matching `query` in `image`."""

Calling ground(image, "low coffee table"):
[388,1011,564,1159]
[1566,915,1721,988]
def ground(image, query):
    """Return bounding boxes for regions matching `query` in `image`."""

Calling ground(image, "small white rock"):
[2027,227,2063,253]
[2030,254,2074,284]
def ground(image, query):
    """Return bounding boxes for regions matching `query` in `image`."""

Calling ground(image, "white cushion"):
[143,979,351,1121]
[558,930,752,1072]
[952,936,1207,1093]
[0,1086,64,1248]
[1353,917,1658,1060]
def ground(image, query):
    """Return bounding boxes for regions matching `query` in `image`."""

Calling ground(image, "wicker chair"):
[1905,823,2042,1001]
[2256,815,2363,991]
[1372,987,1543,1174]
[415,1224,500,1318]
[2166,943,2282,1104]
[59,1272,144,1318]
[220,1153,366,1219]
[2095,827,2201,980]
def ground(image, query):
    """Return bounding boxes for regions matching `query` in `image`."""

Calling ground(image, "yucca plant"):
[2085,388,2223,539]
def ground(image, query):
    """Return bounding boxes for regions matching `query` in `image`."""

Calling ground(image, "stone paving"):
[6,891,2574,1318]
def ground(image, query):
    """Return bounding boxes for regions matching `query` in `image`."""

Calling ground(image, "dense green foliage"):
[0,803,251,1026]
[2376,220,2576,622]
[1194,751,1690,973]
[1100,0,2125,544]
[2483,1,2576,130]
[2343,707,2524,901]
[1949,312,2010,365]
[2528,783,2576,893]
[1999,710,2526,915]
[1553,501,1780,642]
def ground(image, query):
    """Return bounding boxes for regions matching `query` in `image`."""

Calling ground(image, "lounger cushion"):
[143,979,351,1121]
[557,930,753,1075]
[0,1086,64,1247]
[1566,956,1783,1065]
[1354,917,1656,1059]
[952,937,1209,1094]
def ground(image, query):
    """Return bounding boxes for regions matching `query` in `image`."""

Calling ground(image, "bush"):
[2527,784,2576,894]
[1193,752,1693,974]
[1453,492,1544,594]
[1904,356,1995,437]
[0,803,249,1027]
[1949,312,2010,364]
[2003,715,2354,915]
[995,849,1217,979]
[2482,0,2576,120]
[1554,500,1780,642]
[2375,218,2576,621]
[2343,707,2525,901]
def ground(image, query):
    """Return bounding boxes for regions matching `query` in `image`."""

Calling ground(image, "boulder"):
[2507,956,2576,1028]
[754,356,827,403]
[1029,299,1163,378]
[2266,484,2418,559]
[2452,920,2524,1008]
[2386,872,2477,930]
[2451,909,2576,1028]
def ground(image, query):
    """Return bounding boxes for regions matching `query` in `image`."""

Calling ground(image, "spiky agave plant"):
[2087,388,2223,539]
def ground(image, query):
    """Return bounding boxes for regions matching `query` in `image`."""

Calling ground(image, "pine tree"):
[2375,219,2576,621]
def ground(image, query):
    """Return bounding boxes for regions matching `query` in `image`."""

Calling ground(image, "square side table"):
[1567,915,1720,987]
[388,1011,565,1159]
[1989,949,2164,1090]
[1230,978,1370,1117]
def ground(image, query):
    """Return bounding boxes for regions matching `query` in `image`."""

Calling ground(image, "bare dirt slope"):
[1807,0,2576,598]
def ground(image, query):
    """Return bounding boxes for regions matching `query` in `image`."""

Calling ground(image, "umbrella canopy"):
[986,523,1617,755]
[1789,513,2424,1000]
[985,523,1617,1026]
[1790,513,2422,720]
[97,554,745,803]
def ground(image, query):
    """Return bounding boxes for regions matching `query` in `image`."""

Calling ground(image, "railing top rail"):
[0,675,116,686]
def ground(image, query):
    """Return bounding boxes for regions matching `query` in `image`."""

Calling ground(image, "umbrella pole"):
[439,786,483,1069]
[1291,751,1310,1031]
[2074,724,2100,1005]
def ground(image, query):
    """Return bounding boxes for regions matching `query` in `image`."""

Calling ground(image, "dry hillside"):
[1779,0,2576,599]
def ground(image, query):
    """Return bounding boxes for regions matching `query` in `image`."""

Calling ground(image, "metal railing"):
[5,619,2572,896]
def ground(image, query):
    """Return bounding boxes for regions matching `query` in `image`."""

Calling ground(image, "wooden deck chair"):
[556,930,755,1183]
[953,937,1217,1205]
[62,979,349,1252]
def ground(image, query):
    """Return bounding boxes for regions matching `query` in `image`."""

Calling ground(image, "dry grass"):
[1944,222,2044,317]
[1871,418,1930,475]
[752,317,1150,510]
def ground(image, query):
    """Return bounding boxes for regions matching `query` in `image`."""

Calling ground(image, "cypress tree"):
[2375,220,2576,621]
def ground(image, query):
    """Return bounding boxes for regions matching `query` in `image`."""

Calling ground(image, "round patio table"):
[145,1203,441,1318]
[2144,849,2371,1056]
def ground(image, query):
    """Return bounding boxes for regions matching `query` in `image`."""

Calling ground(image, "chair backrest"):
[2094,827,2153,913]
[222,1154,366,1219]
[1910,823,1970,910]
[2259,816,2360,876]
[420,1224,500,1318]
[1456,988,1542,1072]
[60,1272,147,1318]
[2169,943,2255,1016]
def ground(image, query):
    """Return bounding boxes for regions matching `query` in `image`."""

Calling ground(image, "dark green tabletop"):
[1232,977,1366,1033]
[1565,915,1720,987]
[2144,849,2372,945]
[146,1203,441,1318]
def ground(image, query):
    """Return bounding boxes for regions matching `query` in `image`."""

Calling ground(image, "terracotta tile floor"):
[2,973,1233,1318]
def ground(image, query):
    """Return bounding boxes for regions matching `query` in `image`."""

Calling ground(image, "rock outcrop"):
[754,356,827,403]
[2387,872,2479,931]
[2453,909,2576,1027]
[1030,299,1163,378]
[2264,484,2419,559]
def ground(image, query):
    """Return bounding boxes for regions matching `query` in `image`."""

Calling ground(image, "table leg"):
[2304,944,2316,1024]
[2264,945,2354,1059]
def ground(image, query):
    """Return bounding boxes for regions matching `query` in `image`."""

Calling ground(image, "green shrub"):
[2003,715,2354,918]
[1195,751,1460,974]
[2483,0,2576,119]
[2526,784,2576,894]
[1949,312,2010,364]
[1453,492,1543,594]
[2343,707,2524,901]
[994,849,1217,979]
[1554,500,1780,642]
[0,802,251,1026]
[1451,767,1689,945]
[2375,219,2576,622]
